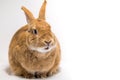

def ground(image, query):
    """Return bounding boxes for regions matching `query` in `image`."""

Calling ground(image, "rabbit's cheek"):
[27,37,38,46]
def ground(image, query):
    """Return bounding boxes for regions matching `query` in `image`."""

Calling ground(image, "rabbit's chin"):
[29,45,56,53]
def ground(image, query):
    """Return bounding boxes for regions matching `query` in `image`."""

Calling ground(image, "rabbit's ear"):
[38,0,47,20]
[21,6,35,23]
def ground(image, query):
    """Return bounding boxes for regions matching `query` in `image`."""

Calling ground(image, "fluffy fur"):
[9,0,61,78]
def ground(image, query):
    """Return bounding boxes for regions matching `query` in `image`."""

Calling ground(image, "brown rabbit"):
[8,0,61,78]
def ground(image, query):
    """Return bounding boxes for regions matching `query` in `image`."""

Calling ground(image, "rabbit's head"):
[22,0,56,53]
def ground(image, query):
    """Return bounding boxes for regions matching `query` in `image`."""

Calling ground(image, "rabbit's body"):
[9,0,61,78]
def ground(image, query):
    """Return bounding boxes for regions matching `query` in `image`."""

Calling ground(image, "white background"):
[0,0,120,80]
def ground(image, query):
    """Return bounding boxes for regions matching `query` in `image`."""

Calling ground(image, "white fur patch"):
[30,45,56,53]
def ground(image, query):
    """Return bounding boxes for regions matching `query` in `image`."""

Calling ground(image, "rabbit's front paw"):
[35,72,47,78]
[47,68,59,77]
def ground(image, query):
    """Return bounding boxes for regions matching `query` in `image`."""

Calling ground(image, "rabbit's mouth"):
[29,45,56,53]
[44,46,49,50]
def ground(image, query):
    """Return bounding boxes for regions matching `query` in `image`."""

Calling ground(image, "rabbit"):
[8,0,61,78]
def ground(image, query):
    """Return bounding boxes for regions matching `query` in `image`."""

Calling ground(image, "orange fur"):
[9,0,61,78]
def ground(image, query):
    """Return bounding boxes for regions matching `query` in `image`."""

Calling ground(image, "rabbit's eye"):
[32,29,38,35]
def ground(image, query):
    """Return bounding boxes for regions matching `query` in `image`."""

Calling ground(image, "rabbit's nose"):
[44,40,51,46]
